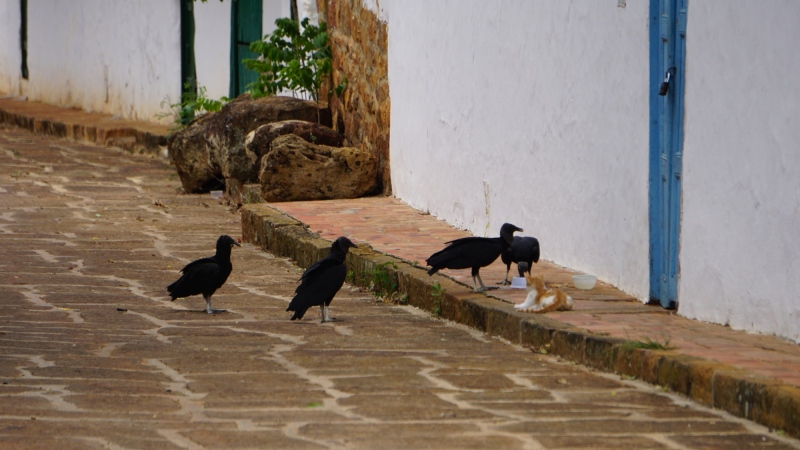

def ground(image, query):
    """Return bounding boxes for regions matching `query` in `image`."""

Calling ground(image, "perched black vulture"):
[166,235,240,314]
[287,236,357,322]
[426,223,523,291]
[498,236,540,285]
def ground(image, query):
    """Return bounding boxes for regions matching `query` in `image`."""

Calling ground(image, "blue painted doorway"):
[648,0,687,309]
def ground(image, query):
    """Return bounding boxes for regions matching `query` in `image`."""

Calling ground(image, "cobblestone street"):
[1,124,797,449]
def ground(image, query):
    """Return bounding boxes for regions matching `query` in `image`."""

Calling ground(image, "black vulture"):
[166,235,240,314]
[517,262,530,278]
[498,236,540,285]
[287,236,357,322]
[426,223,523,291]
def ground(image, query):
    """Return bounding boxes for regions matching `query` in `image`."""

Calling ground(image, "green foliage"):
[158,81,228,128]
[431,282,445,317]
[241,190,262,204]
[245,18,343,106]
[620,337,674,352]
[369,261,398,299]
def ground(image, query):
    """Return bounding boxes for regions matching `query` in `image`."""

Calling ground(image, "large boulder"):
[243,119,343,187]
[259,134,377,202]
[245,119,343,161]
[167,113,223,193]
[168,95,331,193]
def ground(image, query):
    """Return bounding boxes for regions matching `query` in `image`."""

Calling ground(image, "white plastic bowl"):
[510,277,526,289]
[210,190,223,200]
[572,274,596,290]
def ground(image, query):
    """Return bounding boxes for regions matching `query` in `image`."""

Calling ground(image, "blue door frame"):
[649,0,687,309]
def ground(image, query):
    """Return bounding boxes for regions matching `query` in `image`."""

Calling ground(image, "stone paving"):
[1,125,799,449]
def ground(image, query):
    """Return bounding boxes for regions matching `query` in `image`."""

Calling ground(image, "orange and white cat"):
[514,273,573,314]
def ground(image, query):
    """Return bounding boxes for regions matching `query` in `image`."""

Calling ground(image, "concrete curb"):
[242,203,800,438]
[0,97,169,156]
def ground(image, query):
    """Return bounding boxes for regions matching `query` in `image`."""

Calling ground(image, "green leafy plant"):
[244,17,345,121]
[158,81,228,128]
[369,262,398,299]
[245,18,328,101]
[431,282,445,317]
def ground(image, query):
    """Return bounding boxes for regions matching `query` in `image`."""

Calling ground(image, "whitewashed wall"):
[0,0,22,96]
[194,0,231,101]
[680,2,800,342]
[384,0,800,343]
[385,0,652,299]
[0,0,294,121]
[18,1,181,122]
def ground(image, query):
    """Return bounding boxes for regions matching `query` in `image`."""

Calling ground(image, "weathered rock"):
[169,95,331,193]
[245,120,343,161]
[259,134,377,202]
[212,96,330,183]
[243,120,344,197]
[168,113,223,193]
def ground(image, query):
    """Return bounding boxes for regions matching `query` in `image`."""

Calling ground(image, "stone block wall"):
[317,0,390,194]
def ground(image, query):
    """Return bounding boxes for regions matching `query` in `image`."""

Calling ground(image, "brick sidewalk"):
[0,96,170,156]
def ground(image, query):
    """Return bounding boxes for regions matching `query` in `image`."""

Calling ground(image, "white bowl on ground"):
[572,274,596,290]
[510,277,526,289]
[210,190,223,200]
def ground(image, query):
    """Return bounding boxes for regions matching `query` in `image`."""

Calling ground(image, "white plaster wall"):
[0,0,22,96]
[680,2,800,343]
[2,0,297,118]
[264,0,293,32]
[20,1,181,122]
[194,0,231,101]
[386,0,652,299]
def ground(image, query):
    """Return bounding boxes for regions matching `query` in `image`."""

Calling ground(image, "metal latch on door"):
[658,67,677,96]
